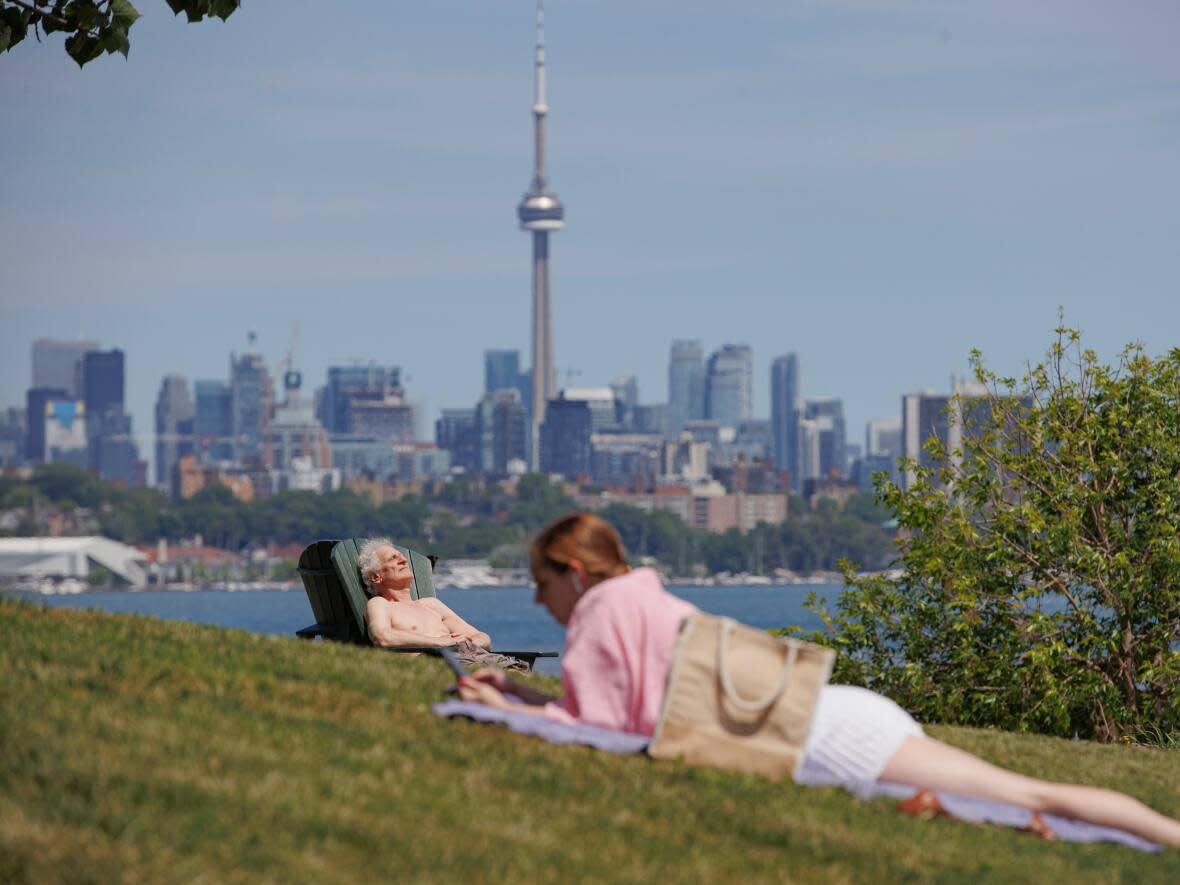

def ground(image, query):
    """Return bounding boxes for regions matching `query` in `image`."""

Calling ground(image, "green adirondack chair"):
[295,538,555,670]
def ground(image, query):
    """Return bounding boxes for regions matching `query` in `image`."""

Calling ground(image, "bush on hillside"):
[807,325,1180,742]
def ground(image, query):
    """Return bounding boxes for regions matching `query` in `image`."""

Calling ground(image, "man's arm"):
[421,598,492,650]
[365,598,457,649]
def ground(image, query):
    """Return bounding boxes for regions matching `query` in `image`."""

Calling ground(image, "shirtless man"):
[359,539,492,650]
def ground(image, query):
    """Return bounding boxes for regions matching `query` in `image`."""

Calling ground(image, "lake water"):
[13,584,837,676]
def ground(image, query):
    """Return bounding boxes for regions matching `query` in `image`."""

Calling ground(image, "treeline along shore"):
[0,465,893,579]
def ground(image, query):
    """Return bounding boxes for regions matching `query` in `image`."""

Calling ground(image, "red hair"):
[530,512,630,582]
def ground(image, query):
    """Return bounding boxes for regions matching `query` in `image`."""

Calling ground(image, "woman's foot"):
[1024,811,1057,841]
[897,790,946,821]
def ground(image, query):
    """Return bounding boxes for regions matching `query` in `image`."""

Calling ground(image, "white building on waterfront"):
[0,537,148,588]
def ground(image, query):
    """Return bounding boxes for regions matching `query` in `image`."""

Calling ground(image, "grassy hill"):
[1,598,1176,883]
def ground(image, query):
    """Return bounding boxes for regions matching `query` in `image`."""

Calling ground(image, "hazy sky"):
[3,0,1178,465]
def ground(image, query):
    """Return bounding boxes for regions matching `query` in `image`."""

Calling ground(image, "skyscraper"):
[901,379,989,489]
[154,375,194,489]
[668,340,705,437]
[609,375,639,427]
[25,386,68,463]
[518,0,564,468]
[804,398,847,480]
[475,389,529,477]
[484,350,521,396]
[770,353,802,490]
[539,395,593,478]
[705,344,753,428]
[318,364,401,433]
[865,416,903,458]
[78,349,139,481]
[230,350,271,463]
[435,408,479,473]
[31,338,97,397]
[194,380,234,462]
[79,349,125,425]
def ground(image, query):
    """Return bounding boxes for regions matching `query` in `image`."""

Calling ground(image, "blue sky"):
[2,0,1177,466]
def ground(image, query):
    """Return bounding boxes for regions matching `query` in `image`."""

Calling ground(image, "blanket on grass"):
[432,700,1159,852]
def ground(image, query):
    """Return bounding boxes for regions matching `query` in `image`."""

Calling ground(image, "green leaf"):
[100,24,131,58]
[166,1,241,24]
[64,32,104,67]
[110,0,141,29]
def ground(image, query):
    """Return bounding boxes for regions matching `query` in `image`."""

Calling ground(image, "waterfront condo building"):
[705,344,753,429]
[770,353,803,491]
[667,339,706,437]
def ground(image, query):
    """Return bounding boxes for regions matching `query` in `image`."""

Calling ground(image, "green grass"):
[1,598,1176,884]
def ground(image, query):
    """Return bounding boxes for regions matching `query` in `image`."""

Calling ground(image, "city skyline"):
[3,2,1178,463]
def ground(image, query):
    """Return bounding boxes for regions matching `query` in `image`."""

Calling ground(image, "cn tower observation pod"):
[518,191,565,231]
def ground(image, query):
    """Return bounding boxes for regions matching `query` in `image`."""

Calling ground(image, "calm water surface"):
[16,584,837,677]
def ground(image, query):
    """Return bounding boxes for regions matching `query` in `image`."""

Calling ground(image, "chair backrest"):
[297,539,367,644]
[330,539,440,638]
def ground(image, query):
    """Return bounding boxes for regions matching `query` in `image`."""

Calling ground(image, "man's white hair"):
[357,537,395,590]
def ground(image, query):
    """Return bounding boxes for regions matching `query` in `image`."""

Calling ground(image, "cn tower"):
[517,0,564,469]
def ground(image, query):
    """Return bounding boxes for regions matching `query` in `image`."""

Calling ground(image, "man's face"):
[371,545,413,593]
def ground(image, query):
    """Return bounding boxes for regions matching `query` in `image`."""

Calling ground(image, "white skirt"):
[795,685,924,798]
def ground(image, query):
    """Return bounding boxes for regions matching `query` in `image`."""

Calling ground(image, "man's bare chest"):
[387,600,448,635]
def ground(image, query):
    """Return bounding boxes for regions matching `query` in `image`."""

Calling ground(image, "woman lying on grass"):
[457,512,1180,849]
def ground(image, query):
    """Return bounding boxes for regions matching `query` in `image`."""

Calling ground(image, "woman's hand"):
[468,667,514,691]
[457,675,510,708]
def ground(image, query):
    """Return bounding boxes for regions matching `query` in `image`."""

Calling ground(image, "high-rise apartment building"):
[901,380,990,489]
[609,375,639,428]
[435,409,479,473]
[346,393,416,441]
[194,380,234,462]
[92,411,140,486]
[632,403,668,436]
[77,349,140,482]
[901,391,951,489]
[797,417,821,483]
[865,416,903,458]
[230,352,271,463]
[31,338,98,397]
[770,353,803,490]
[0,408,25,468]
[318,364,402,434]
[154,375,194,489]
[79,349,125,432]
[539,390,609,478]
[484,350,517,394]
[475,389,528,477]
[705,344,753,428]
[803,398,847,480]
[668,340,705,437]
[42,398,89,469]
[25,387,68,463]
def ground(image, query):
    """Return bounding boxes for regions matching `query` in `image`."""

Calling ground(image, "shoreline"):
[2,578,848,596]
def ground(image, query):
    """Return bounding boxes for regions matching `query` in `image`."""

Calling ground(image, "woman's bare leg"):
[880,736,1180,848]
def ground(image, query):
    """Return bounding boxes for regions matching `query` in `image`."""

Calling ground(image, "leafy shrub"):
[807,326,1180,742]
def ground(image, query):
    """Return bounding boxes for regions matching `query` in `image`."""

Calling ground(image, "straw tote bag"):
[648,613,835,781]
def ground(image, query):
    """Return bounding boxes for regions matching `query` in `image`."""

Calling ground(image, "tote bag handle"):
[716,617,798,713]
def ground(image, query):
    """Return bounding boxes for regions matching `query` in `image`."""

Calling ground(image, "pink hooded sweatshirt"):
[543,567,697,735]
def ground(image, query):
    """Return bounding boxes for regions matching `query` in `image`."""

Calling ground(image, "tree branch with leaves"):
[0,1,239,67]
